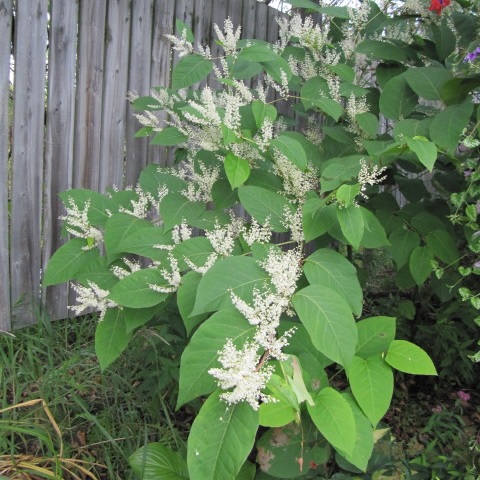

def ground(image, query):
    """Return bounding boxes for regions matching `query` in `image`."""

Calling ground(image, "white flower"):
[111,258,142,279]
[149,253,182,293]
[357,159,387,199]
[69,282,118,321]
[172,220,192,244]
[184,252,218,275]
[164,28,193,58]
[119,185,153,219]
[243,219,272,246]
[214,18,241,57]
[209,340,274,410]
[61,199,103,250]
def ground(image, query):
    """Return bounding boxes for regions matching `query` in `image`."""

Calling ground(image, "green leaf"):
[177,309,255,408]
[187,390,259,480]
[409,246,434,285]
[320,156,363,192]
[337,393,374,472]
[95,309,132,371]
[336,205,364,250]
[129,443,189,480]
[108,269,168,308]
[238,186,294,232]
[160,193,206,232]
[239,44,279,62]
[104,213,152,261]
[430,100,474,155]
[151,127,188,146]
[360,208,390,248]
[235,462,256,480]
[252,100,277,128]
[270,134,308,171]
[191,256,269,316]
[355,112,378,137]
[302,200,336,242]
[258,397,296,428]
[356,316,396,358]
[301,77,329,110]
[307,387,356,454]
[356,40,407,62]
[177,271,208,336]
[310,98,343,122]
[175,19,194,42]
[43,238,99,286]
[284,0,322,10]
[304,248,363,316]
[385,340,437,375]
[406,137,437,171]
[404,67,452,101]
[225,153,251,189]
[172,54,213,89]
[387,229,420,268]
[113,226,172,261]
[348,356,393,427]
[379,74,418,120]
[318,5,350,18]
[425,229,459,264]
[139,164,187,199]
[441,76,480,106]
[292,285,357,367]
[432,23,456,61]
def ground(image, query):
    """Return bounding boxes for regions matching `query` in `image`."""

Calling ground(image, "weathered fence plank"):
[10,0,48,328]
[125,0,154,186]
[99,0,131,192]
[0,0,12,332]
[42,1,79,321]
[73,1,107,190]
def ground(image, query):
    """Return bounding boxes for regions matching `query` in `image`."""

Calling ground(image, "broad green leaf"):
[406,137,437,171]
[441,76,480,105]
[320,156,363,192]
[356,40,407,62]
[385,340,437,375]
[355,112,378,137]
[336,205,364,250]
[301,77,329,110]
[238,186,294,232]
[404,67,452,101]
[337,393,374,472]
[348,356,393,427]
[304,248,363,316]
[302,199,336,242]
[379,75,418,120]
[95,308,132,371]
[409,246,434,285]
[173,236,216,271]
[75,257,118,290]
[160,193,206,232]
[432,23,456,61]
[430,100,474,155]
[284,0,323,10]
[239,44,279,62]
[187,390,259,480]
[43,238,99,286]
[328,63,355,82]
[114,226,172,260]
[177,309,255,408]
[124,306,159,334]
[283,355,314,407]
[104,213,152,261]
[172,54,213,89]
[339,82,369,98]
[360,208,390,248]
[387,229,420,268]
[376,63,406,89]
[129,443,188,480]
[175,19,194,42]
[318,5,350,17]
[252,100,277,128]
[425,229,459,264]
[307,387,356,454]
[108,269,168,308]
[270,134,308,171]
[191,256,269,315]
[235,462,256,480]
[151,127,188,146]
[356,316,396,358]
[292,285,357,367]
[177,271,208,336]
[310,98,343,122]
[393,118,432,141]
[224,153,251,189]
[259,396,297,428]
[139,164,187,199]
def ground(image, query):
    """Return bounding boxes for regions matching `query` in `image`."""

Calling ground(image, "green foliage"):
[44,0,480,478]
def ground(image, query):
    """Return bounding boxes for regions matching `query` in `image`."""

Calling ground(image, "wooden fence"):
[0,0,284,331]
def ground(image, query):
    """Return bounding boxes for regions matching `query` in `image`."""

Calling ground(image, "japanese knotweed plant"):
[44,0,480,478]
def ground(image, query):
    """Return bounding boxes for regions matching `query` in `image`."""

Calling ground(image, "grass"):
[0,313,184,479]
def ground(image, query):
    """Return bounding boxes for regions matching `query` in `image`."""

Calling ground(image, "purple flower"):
[457,390,471,402]
[474,260,480,269]
[464,46,480,63]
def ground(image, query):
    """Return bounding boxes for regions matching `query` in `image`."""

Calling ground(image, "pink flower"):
[431,405,442,413]
[457,390,471,402]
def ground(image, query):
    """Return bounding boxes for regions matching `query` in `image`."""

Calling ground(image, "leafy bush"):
[44,0,479,478]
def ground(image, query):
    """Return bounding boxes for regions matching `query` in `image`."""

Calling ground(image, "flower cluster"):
[209,248,301,409]
[429,0,450,14]
[358,159,387,199]
[464,46,480,63]
[69,282,118,321]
